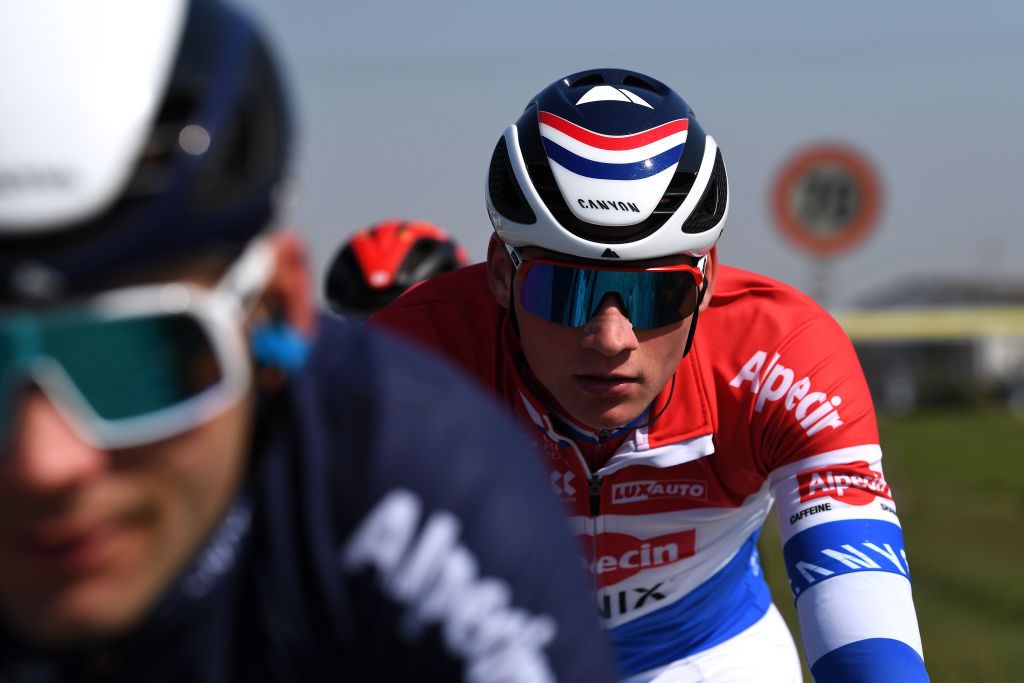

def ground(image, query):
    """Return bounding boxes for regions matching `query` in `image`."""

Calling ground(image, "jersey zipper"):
[588,474,603,516]
[590,430,612,516]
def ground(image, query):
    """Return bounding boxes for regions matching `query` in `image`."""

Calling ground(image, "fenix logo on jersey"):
[598,582,667,619]
[583,529,696,588]
[797,461,892,506]
[730,350,844,437]
[611,479,708,505]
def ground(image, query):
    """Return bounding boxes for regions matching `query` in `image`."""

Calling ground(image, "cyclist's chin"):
[0,526,163,647]
[566,395,649,432]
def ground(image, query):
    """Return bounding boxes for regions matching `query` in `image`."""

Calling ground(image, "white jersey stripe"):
[768,444,883,486]
[539,123,688,165]
[796,571,924,666]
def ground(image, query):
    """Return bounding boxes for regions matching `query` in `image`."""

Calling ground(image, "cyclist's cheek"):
[0,391,253,647]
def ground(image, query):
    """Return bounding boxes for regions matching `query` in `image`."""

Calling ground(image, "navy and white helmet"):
[0,0,290,301]
[486,68,728,260]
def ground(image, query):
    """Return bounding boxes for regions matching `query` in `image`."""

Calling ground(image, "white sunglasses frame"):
[2,238,275,450]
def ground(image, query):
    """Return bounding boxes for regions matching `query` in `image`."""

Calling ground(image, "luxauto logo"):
[797,460,892,506]
[611,479,707,505]
[584,529,696,588]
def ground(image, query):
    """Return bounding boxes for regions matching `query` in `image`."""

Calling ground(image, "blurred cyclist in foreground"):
[0,2,617,681]
[324,219,469,318]
[372,69,930,682]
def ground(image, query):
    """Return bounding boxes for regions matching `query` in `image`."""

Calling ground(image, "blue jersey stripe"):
[811,638,930,682]
[541,138,684,180]
[609,532,771,676]
[783,519,910,601]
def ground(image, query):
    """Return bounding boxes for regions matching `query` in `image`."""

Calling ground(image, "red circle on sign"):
[771,143,882,257]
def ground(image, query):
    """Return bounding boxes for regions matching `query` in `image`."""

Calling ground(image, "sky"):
[239,0,1024,310]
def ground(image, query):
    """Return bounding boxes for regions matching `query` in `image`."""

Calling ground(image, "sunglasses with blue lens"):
[510,247,705,330]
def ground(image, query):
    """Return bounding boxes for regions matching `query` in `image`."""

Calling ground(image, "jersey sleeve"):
[747,316,929,681]
[321,325,619,682]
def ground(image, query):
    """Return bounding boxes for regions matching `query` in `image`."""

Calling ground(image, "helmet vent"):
[191,39,286,213]
[652,171,696,216]
[622,74,661,94]
[399,239,459,286]
[567,74,605,88]
[682,148,727,234]
[488,137,536,224]
[126,90,197,199]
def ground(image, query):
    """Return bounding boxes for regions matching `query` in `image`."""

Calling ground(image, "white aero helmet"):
[486,68,728,261]
[0,0,290,301]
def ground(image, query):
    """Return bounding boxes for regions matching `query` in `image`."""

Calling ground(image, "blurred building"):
[837,278,1024,414]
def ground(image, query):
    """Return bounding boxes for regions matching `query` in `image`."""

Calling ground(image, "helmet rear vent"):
[567,73,605,88]
[124,89,197,199]
[682,148,727,234]
[489,137,536,224]
[191,39,286,213]
[622,74,661,94]
[652,171,696,216]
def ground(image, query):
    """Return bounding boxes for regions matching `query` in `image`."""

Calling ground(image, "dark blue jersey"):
[0,316,617,682]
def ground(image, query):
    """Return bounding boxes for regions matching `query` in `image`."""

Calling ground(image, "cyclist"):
[0,4,617,681]
[324,219,470,317]
[372,68,930,682]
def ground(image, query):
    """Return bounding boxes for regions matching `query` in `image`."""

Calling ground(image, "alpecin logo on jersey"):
[582,529,696,588]
[729,349,844,437]
[611,479,708,505]
[797,460,892,506]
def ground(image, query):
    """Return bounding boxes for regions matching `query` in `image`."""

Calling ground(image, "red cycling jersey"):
[371,262,928,681]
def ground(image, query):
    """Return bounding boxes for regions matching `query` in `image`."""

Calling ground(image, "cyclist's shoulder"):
[370,263,503,368]
[703,263,846,346]
[710,263,824,315]
[306,311,490,403]
[383,262,492,314]
[299,312,522,464]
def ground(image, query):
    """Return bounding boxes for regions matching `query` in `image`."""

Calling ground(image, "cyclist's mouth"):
[574,374,639,398]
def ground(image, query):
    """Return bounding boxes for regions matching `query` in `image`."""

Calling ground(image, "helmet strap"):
[682,278,708,358]
[504,244,523,338]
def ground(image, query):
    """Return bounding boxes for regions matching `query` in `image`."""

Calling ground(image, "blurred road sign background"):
[771,143,882,258]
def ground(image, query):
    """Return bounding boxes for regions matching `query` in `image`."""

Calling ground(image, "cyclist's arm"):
[746,315,929,682]
[768,447,928,682]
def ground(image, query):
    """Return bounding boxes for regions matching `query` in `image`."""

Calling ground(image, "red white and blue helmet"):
[486,68,728,261]
[0,0,290,302]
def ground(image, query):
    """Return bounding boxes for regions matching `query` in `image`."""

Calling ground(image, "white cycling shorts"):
[624,604,803,683]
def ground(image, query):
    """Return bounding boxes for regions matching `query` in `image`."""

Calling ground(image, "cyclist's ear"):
[698,246,719,314]
[486,234,514,309]
[248,231,315,385]
[260,230,316,335]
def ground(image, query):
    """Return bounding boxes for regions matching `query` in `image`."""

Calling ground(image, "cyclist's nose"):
[1,389,106,494]
[580,294,639,357]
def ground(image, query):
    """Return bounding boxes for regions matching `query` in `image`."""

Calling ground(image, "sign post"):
[770,143,883,308]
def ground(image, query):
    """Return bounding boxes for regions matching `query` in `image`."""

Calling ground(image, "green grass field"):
[759,409,1024,682]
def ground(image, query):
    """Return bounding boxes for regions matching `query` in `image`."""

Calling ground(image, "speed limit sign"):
[770,143,882,257]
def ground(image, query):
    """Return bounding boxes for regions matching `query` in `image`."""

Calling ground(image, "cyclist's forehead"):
[519,246,697,270]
